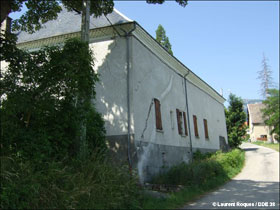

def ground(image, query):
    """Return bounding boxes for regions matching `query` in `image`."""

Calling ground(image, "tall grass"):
[144,149,245,209]
[1,149,245,209]
[0,154,142,209]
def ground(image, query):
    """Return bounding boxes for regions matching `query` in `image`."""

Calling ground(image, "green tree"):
[1,0,187,34]
[261,89,279,140]
[225,94,247,148]
[1,35,106,161]
[156,24,173,55]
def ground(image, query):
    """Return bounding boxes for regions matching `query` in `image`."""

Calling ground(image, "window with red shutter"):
[204,119,209,139]
[193,115,199,137]
[176,109,188,136]
[154,98,162,130]
[176,109,182,135]
[183,112,188,136]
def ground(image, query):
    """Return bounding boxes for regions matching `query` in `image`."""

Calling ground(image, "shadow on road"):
[185,179,279,209]
[242,148,259,152]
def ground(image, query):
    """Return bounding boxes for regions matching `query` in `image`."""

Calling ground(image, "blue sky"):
[114,1,279,101]
[9,1,279,102]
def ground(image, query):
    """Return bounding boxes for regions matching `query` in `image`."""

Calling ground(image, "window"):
[154,98,162,130]
[203,119,209,139]
[176,109,188,136]
[193,115,199,137]
[170,110,174,130]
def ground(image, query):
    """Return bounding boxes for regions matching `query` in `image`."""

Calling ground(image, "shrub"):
[1,38,106,162]
[0,154,142,209]
[151,149,244,186]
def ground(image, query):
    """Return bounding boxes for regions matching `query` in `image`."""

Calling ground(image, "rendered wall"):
[186,81,228,150]
[89,37,129,136]
[131,36,227,182]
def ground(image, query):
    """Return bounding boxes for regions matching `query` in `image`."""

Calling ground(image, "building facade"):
[10,8,228,182]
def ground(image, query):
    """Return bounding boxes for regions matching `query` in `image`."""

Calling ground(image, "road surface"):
[182,142,279,209]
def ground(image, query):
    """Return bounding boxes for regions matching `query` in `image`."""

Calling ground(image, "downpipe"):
[184,72,193,163]
[121,24,136,173]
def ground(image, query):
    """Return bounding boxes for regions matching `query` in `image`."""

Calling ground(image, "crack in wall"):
[137,75,174,183]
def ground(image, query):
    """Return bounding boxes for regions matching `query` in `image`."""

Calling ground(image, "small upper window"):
[203,119,209,139]
[176,109,188,136]
[154,98,162,130]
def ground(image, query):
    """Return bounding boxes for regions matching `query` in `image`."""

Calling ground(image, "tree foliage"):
[1,0,187,34]
[225,94,247,148]
[257,54,274,99]
[261,89,279,138]
[156,24,173,55]
[1,34,106,161]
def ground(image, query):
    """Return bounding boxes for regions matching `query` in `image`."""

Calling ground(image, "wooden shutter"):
[183,112,188,136]
[193,115,199,137]
[154,98,162,130]
[176,109,182,135]
[204,119,209,139]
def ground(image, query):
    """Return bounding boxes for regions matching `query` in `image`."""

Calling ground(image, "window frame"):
[154,98,163,131]
[193,115,199,137]
[203,119,209,139]
[176,109,188,136]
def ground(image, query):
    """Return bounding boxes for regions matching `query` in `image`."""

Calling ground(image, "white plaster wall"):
[89,37,129,136]
[187,82,228,150]
[132,37,191,148]
[131,36,227,150]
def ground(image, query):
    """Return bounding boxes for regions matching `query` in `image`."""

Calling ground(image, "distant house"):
[3,7,228,182]
[242,99,263,124]
[247,103,275,142]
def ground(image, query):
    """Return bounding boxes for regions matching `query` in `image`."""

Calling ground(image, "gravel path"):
[182,142,279,209]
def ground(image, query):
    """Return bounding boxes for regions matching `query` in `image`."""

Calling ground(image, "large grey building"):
[13,7,228,182]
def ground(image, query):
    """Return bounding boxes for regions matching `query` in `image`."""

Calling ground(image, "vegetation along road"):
[183,142,279,209]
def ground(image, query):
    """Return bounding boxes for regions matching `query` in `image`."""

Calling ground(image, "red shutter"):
[183,112,188,136]
[204,119,209,139]
[154,98,162,130]
[193,115,199,137]
[176,109,182,135]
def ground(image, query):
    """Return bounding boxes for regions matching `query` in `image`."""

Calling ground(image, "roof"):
[17,7,132,43]
[15,8,225,104]
[247,103,266,124]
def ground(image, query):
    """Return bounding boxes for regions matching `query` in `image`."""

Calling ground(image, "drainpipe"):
[121,24,136,171]
[184,72,193,163]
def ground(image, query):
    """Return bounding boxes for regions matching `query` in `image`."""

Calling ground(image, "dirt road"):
[182,142,279,209]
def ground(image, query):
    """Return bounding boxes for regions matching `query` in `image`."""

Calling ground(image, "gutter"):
[184,72,193,163]
[120,23,136,171]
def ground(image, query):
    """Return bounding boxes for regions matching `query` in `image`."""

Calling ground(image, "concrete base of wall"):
[106,135,219,183]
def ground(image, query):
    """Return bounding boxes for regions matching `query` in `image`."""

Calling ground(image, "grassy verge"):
[142,149,245,209]
[0,154,142,209]
[1,149,245,209]
[251,141,279,152]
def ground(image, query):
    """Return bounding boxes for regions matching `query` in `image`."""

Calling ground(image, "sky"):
[9,0,279,103]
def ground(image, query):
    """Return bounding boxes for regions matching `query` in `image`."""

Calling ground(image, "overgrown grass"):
[1,149,245,209]
[0,154,142,209]
[251,141,279,152]
[143,149,245,209]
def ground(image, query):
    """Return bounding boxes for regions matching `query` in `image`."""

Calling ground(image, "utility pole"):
[81,0,90,42]
[78,0,91,159]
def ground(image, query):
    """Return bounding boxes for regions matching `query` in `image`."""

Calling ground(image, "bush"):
[0,154,142,209]
[151,149,244,186]
[1,38,106,162]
